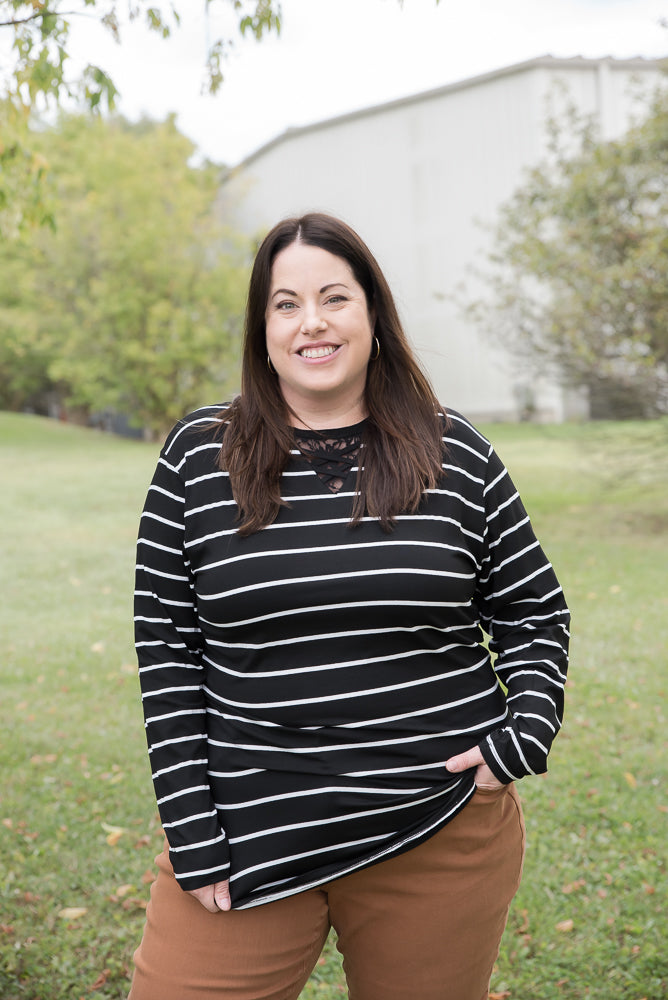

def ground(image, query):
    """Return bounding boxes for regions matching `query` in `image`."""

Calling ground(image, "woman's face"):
[265,241,375,423]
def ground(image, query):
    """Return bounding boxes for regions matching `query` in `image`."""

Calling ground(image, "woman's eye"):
[326,295,346,305]
[277,301,297,311]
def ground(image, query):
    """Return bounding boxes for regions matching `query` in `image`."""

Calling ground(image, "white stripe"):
[171,834,226,853]
[485,562,552,600]
[148,484,185,504]
[205,621,470,654]
[336,681,500,730]
[229,832,389,884]
[184,513,485,548]
[484,735,519,781]
[185,470,229,486]
[152,758,208,779]
[227,787,449,844]
[478,540,541,581]
[209,729,464,756]
[157,783,211,805]
[136,538,182,555]
[145,708,206,725]
[163,407,224,457]
[142,511,184,531]
[136,563,189,583]
[204,639,477,679]
[513,711,557,734]
[148,733,207,751]
[202,657,487,711]
[172,861,230,880]
[521,732,549,755]
[198,598,471,631]
[163,809,218,828]
[139,661,202,674]
[194,538,476,576]
[507,725,534,774]
[174,441,223,471]
[197,566,475,603]
[219,783,428,812]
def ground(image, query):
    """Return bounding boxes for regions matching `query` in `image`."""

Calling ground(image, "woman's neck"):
[284,394,368,431]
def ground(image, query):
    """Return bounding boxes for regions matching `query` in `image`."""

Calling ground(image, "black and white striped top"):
[134,405,569,909]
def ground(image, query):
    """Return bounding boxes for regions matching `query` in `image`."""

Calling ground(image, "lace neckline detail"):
[294,420,366,493]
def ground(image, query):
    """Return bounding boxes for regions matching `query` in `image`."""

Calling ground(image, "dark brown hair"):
[219,213,446,534]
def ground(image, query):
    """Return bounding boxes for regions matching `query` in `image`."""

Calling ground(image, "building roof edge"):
[227,53,666,173]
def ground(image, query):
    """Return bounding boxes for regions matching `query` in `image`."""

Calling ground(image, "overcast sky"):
[6,0,668,164]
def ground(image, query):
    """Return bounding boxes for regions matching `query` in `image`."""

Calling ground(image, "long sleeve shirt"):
[134,405,570,908]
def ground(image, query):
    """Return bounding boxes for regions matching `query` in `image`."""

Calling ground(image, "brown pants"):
[129,784,525,1000]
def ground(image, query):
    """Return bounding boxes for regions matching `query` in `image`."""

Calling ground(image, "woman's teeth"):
[299,346,337,359]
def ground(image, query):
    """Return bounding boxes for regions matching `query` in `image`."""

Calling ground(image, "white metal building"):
[221,56,665,421]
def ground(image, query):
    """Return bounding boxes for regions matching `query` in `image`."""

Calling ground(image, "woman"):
[130,213,569,1000]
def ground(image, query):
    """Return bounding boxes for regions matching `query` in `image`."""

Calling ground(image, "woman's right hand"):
[187,879,232,913]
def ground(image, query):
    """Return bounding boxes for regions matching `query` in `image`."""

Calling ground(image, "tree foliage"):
[470,86,668,419]
[0,112,250,434]
[0,1,282,235]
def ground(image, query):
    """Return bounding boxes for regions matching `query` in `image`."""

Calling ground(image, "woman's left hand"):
[445,745,505,790]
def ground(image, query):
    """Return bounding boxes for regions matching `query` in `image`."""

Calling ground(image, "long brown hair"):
[219,213,446,535]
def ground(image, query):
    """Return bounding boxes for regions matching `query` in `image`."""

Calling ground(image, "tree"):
[0,1,282,236]
[0,112,250,434]
[469,87,668,419]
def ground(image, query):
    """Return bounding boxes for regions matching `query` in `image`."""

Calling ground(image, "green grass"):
[1,413,666,999]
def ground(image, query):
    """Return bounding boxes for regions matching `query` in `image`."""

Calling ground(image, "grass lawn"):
[0,412,666,999]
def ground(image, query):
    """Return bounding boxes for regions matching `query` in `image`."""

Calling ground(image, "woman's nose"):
[301,306,327,335]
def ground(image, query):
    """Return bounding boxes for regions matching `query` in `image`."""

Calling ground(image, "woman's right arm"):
[135,427,230,893]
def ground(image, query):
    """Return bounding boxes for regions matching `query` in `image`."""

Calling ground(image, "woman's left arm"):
[452,443,570,784]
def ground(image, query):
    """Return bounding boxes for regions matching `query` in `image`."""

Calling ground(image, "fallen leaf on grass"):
[561,879,586,894]
[489,992,511,999]
[101,822,126,846]
[624,772,637,789]
[556,919,574,933]
[89,968,111,990]
[58,907,88,920]
[125,897,148,911]
[115,883,135,897]
[141,869,156,884]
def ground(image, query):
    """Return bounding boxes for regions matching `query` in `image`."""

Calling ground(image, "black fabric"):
[294,421,365,492]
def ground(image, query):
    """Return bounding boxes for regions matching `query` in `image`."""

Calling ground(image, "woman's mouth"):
[298,345,339,359]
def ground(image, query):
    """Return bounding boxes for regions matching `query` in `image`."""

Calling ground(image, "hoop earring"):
[267,354,277,375]
[370,336,380,361]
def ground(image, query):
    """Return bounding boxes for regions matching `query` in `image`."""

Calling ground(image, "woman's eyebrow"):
[270,282,350,300]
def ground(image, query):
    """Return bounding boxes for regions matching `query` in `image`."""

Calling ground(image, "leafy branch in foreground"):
[0,1,282,235]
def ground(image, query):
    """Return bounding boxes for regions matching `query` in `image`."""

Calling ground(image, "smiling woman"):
[129,212,570,1000]
[265,242,376,425]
